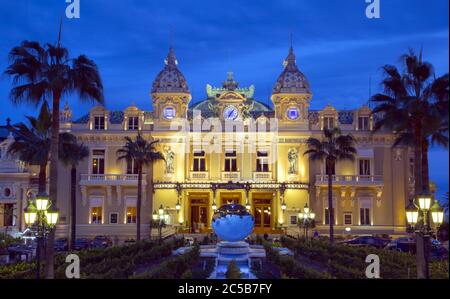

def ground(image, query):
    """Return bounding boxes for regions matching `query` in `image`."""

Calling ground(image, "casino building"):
[1,46,415,240]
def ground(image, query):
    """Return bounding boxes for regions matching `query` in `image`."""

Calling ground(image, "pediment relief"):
[218,91,245,101]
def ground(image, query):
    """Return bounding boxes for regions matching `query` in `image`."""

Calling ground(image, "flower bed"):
[281,236,449,279]
[263,241,331,279]
[132,244,200,279]
[0,238,185,279]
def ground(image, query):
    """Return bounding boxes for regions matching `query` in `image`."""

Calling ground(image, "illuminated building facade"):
[1,46,414,240]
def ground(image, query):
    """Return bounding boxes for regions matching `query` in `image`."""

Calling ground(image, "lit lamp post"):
[298,203,315,240]
[23,192,59,279]
[245,200,251,211]
[405,194,444,279]
[152,205,168,243]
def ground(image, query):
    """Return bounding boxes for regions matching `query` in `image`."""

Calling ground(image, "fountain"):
[206,204,265,279]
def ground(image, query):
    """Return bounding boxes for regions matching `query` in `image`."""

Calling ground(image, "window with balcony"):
[126,159,139,174]
[359,159,371,175]
[344,212,353,225]
[358,116,370,131]
[128,116,139,130]
[256,151,269,172]
[92,150,105,174]
[94,116,105,130]
[91,207,102,224]
[126,207,137,224]
[324,208,334,225]
[193,151,206,172]
[360,208,371,225]
[224,151,237,172]
[323,117,335,130]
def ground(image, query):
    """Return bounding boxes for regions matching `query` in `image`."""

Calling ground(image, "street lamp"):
[298,203,315,239]
[212,200,217,212]
[405,193,443,279]
[405,200,419,226]
[152,205,168,243]
[430,201,444,226]
[23,192,59,279]
[281,200,287,213]
[418,194,432,211]
[175,198,181,213]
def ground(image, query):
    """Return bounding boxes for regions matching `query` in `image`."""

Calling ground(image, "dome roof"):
[272,46,311,95]
[151,47,190,94]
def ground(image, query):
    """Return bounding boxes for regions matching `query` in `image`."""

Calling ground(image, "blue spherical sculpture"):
[212,204,254,242]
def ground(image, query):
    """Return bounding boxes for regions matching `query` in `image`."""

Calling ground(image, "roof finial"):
[57,17,63,48]
[165,47,178,66]
[223,71,238,91]
[283,40,297,68]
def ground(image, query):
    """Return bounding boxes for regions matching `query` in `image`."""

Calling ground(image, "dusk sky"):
[0,0,448,197]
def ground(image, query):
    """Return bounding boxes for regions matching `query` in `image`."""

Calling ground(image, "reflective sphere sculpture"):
[212,204,254,242]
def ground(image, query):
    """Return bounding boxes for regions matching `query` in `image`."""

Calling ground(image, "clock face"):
[287,107,300,120]
[163,107,176,120]
[223,106,239,120]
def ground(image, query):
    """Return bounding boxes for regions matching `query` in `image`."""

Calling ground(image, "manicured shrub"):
[226,260,242,279]
[133,244,200,279]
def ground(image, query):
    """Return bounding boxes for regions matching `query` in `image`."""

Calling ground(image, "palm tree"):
[7,101,69,278]
[304,128,357,244]
[59,136,89,251]
[7,101,80,276]
[7,101,52,193]
[371,49,449,195]
[117,132,164,241]
[4,36,104,278]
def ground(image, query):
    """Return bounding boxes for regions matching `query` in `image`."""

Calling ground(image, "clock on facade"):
[163,107,176,120]
[287,107,300,120]
[223,106,239,120]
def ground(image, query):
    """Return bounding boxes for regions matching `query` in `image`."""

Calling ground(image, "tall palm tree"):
[371,49,449,195]
[4,35,104,278]
[7,101,52,193]
[117,132,164,241]
[59,136,89,251]
[304,128,357,244]
[7,101,80,275]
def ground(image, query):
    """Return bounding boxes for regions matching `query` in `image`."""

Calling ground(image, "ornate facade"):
[1,46,414,240]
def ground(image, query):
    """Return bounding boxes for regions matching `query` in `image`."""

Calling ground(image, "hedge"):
[132,244,200,279]
[263,241,332,279]
[1,238,185,279]
[281,236,448,279]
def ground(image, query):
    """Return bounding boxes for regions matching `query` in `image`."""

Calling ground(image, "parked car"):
[91,236,112,249]
[385,237,416,253]
[54,238,68,252]
[74,238,92,251]
[124,238,136,246]
[431,240,449,260]
[341,236,390,249]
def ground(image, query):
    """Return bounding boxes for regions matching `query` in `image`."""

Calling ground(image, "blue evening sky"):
[0,0,448,197]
